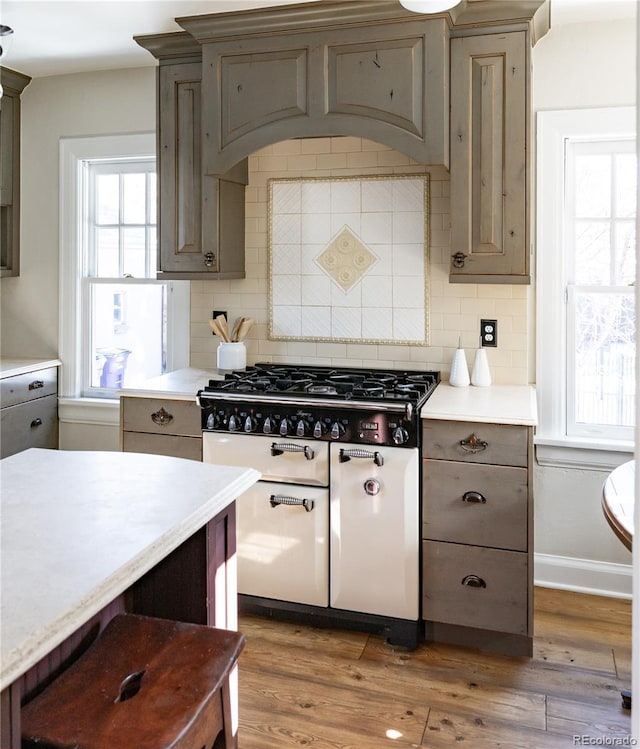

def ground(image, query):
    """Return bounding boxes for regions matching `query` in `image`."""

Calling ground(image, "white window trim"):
[59,133,189,426]
[536,107,635,471]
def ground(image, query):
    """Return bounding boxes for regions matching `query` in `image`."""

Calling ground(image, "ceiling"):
[1,0,636,79]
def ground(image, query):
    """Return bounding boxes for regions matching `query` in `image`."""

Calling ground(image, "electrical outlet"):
[480,319,497,347]
[213,310,227,320]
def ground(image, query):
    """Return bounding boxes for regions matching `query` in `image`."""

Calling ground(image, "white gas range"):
[198,363,439,648]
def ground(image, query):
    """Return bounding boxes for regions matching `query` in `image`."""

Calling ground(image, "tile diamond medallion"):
[315,226,378,293]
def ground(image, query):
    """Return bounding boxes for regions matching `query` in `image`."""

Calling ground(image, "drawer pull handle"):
[461,574,487,589]
[151,407,173,426]
[459,434,488,453]
[269,494,315,512]
[29,380,45,391]
[270,442,315,460]
[30,418,43,428]
[462,490,486,504]
[339,448,384,467]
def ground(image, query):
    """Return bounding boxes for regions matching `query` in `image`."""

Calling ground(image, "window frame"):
[59,133,189,424]
[536,107,636,470]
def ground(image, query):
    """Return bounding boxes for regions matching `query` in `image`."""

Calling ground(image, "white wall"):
[532,17,636,593]
[0,15,636,593]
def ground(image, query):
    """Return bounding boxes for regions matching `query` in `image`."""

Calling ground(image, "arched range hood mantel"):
[137,0,549,176]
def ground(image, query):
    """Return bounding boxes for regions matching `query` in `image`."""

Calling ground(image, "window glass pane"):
[615,220,636,285]
[149,173,157,225]
[574,221,610,284]
[95,227,119,277]
[575,153,611,218]
[123,173,146,224]
[573,291,635,428]
[615,152,637,218]
[96,174,119,224]
[122,227,146,277]
[90,283,167,389]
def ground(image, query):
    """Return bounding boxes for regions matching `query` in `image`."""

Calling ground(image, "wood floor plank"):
[236,588,633,748]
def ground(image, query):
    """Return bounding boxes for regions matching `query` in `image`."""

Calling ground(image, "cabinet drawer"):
[122,432,202,461]
[121,397,200,437]
[0,394,58,458]
[422,420,528,467]
[422,540,528,635]
[422,459,528,551]
[1,367,57,407]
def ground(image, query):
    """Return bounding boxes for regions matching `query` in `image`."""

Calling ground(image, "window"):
[59,134,189,418]
[536,108,636,468]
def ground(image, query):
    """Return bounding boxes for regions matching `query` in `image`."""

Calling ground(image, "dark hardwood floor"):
[237,587,632,748]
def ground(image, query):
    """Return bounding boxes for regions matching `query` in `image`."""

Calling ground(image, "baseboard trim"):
[534,553,633,599]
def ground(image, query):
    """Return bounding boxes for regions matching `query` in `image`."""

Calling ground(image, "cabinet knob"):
[30,418,43,428]
[204,252,217,268]
[29,380,45,391]
[461,574,486,589]
[451,252,466,269]
[150,407,173,426]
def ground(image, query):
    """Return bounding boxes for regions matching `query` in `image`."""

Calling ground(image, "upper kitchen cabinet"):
[448,2,549,284]
[177,1,449,174]
[135,33,248,279]
[0,66,31,278]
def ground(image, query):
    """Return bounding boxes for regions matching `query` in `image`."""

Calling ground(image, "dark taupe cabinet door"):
[449,32,529,284]
[157,61,247,278]
[0,67,31,277]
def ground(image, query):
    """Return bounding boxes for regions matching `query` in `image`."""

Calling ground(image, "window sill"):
[58,397,120,427]
[534,436,634,471]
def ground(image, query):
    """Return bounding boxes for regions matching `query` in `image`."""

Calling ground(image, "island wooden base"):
[1,504,236,749]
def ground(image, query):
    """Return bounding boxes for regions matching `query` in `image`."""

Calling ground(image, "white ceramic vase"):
[449,347,470,387]
[471,347,492,387]
[217,341,246,371]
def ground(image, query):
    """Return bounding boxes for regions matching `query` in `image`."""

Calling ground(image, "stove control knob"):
[296,419,307,437]
[262,416,273,434]
[279,418,290,436]
[392,426,409,445]
[244,415,257,433]
[330,421,345,440]
[228,413,241,432]
[313,420,325,439]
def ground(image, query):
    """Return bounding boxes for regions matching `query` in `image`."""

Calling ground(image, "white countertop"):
[0,358,61,379]
[422,383,538,426]
[119,367,223,400]
[0,448,260,691]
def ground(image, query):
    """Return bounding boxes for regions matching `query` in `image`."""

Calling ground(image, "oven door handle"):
[339,448,384,467]
[270,442,315,460]
[269,494,315,512]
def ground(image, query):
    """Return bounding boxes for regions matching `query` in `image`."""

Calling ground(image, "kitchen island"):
[0,448,260,749]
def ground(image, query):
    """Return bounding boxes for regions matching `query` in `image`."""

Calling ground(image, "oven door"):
[329,442,419,620]
[203,432,329,486]
[236,481,329,607]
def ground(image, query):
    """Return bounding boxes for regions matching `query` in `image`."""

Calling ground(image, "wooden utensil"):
[215,314,230,342]
[236,317,254,341]
[231,316,244,342]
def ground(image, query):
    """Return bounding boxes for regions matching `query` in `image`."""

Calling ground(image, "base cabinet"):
[120,395,201,460]
[422,419,533,655]
[0,366,58,458]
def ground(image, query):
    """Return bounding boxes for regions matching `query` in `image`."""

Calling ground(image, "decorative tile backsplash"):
[190,136,531,385]
[268,175,429,345]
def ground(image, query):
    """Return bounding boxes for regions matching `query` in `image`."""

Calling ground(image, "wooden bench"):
[21,614,245,749]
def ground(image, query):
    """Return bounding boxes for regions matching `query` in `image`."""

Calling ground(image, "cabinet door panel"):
[422,419,528,467]
[122,432,202,461]
[0,394,58,458]
[422,459,528,551]
[121,396,201,437]
[450,32,527,281]
[423,541,528,635]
